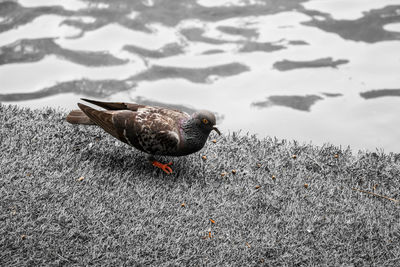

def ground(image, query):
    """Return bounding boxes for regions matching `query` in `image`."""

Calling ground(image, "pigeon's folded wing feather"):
[81,98,146,111]
[77,103,134,144]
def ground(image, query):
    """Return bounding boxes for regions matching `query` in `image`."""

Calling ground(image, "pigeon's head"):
[191,110,221,136]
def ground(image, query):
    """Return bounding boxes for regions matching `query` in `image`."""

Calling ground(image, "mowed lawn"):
[1,104,400,266]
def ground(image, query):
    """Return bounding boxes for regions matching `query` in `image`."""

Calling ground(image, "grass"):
[1,104,400,266]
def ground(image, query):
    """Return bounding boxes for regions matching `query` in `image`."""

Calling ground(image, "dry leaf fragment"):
[212,139,217,143]
[246,242,251,248]
[272,175,276,180]
[209,218,215,224]
[232,169,237,174]
[292,155,297,159]
[21,235,27,240]
[77,176,84,181]
[255,185,261,189]
[221,172,226,177]
[256,163,261,168]
[202,155,207,160]
[373,184,378,190]
[304,183,309,189]
[181,202,186,207]
[334,154,339,158]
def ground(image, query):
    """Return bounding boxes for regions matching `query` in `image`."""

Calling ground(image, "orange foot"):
[152,161,173,174]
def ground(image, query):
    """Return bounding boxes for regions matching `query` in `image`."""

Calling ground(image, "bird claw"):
[152,161,173,174]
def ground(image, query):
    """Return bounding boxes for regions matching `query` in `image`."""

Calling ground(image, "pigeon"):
[66,98,220,174]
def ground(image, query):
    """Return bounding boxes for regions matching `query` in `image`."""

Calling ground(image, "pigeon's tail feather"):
[66,109,95,125]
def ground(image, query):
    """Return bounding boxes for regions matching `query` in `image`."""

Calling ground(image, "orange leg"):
[152,161,173,174]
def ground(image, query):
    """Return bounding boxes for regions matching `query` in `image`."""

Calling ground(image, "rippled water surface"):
[1,0,400,152]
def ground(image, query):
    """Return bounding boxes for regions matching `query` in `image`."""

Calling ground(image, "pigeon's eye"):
[202,118,209,124]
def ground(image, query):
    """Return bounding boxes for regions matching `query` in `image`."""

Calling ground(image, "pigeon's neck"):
[180,118,209,154]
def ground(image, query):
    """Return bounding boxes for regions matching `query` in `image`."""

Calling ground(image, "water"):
[1,0,400,152]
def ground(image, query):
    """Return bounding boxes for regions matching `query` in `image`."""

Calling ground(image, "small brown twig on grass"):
[352,187,399,203]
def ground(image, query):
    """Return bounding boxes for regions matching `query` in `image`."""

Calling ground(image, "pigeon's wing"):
[81,98,191,119]
[67,98,145,125]
[77,103,135,144]
[81,98,146,111]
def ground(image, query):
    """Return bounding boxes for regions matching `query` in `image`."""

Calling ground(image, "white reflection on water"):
[0,55,144,94]
[198,0,266,7]
[302,0,400,20]
[17,0,88,11]
[0,15,81,47]
[56,23,178,52]
[384,23,400,32]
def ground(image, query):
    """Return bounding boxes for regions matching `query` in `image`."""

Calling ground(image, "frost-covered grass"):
[1,104,400,266]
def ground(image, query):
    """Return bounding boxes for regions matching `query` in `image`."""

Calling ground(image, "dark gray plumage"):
[66,98,220,173]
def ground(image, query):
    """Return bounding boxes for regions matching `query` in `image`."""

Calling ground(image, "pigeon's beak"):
[213,126,221,135]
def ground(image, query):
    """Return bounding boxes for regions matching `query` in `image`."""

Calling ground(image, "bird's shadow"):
[87,148,193,181]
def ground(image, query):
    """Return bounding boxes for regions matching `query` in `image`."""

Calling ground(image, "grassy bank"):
[1,104,400,266]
